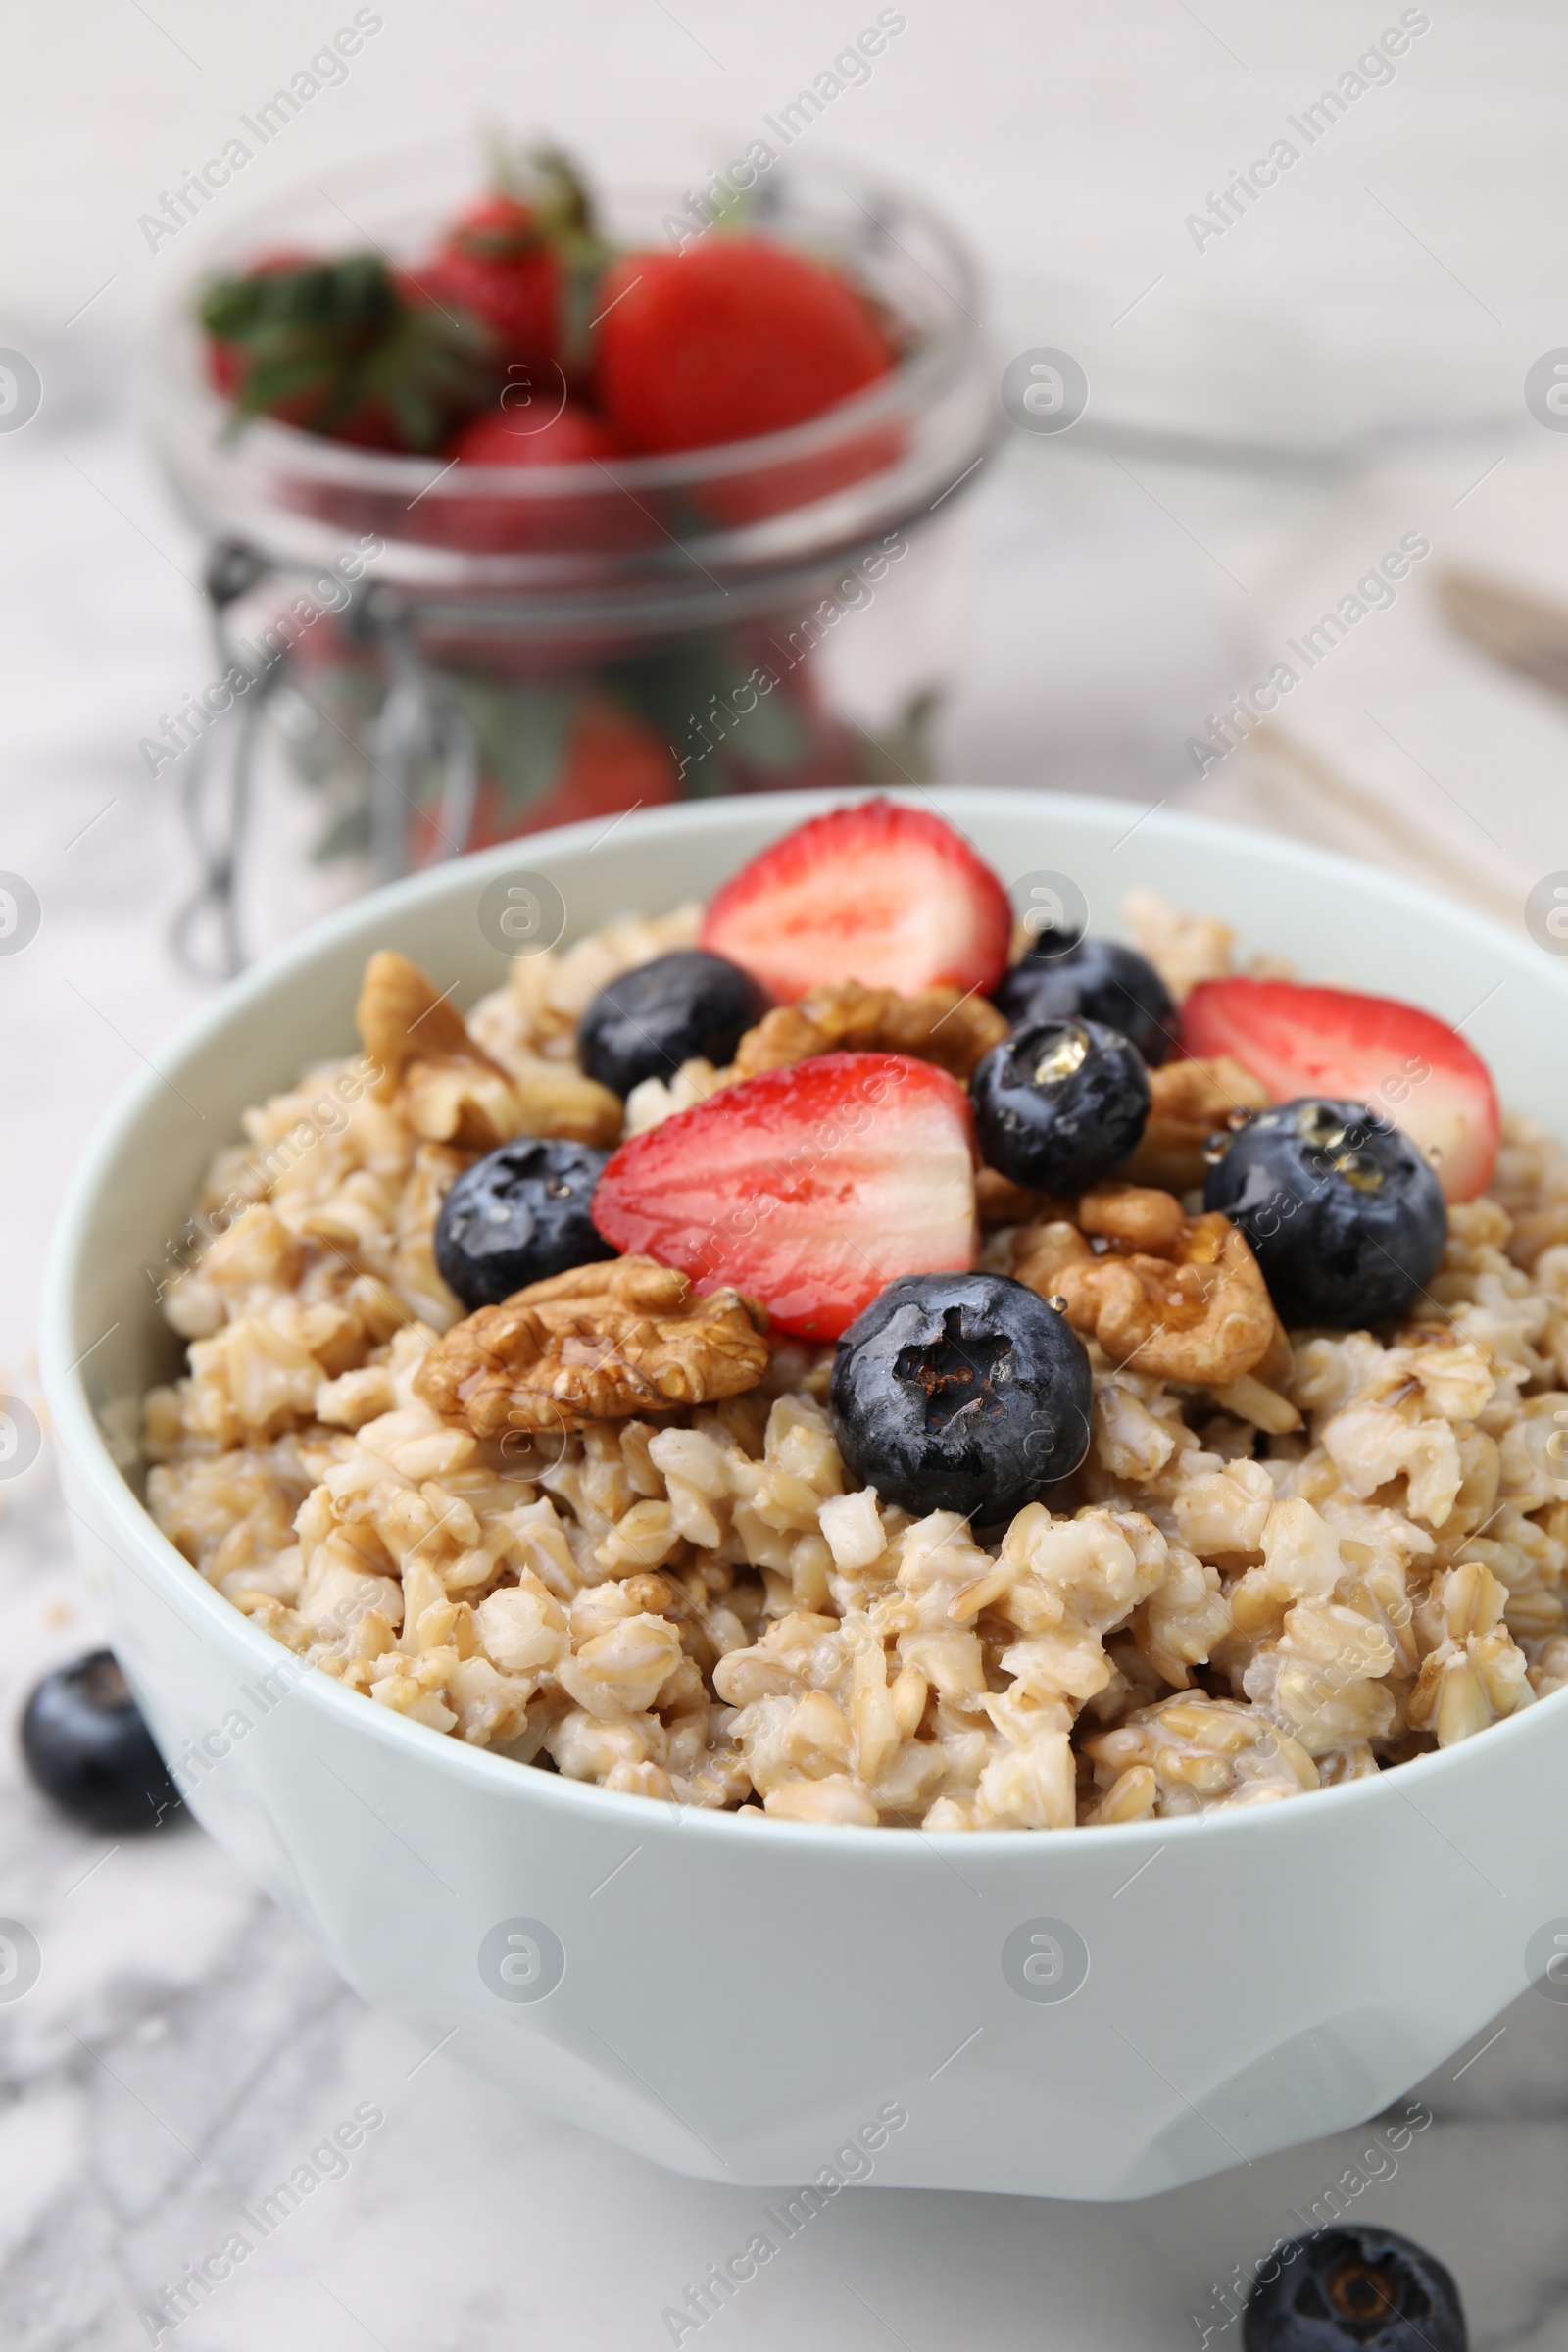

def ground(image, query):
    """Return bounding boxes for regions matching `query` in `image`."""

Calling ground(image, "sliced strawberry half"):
[592,1052,978,1340]
[699,799,1011,1004]
[1181,976,1499,1202]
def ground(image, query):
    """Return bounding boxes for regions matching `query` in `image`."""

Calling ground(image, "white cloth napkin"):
[1188,439,1568,926]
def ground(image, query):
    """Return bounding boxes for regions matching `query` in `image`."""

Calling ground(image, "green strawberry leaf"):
[311,802,373,864]
[451,675,578,810]
[201,253,494,449]
[847,687,942,786]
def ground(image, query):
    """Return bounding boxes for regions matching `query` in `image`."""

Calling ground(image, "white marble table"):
[7,6,1568,2344]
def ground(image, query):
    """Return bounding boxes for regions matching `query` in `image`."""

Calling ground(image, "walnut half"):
[414,1256,771,1435]
[731,978,1009,1084]
[1122,1055,1272,1194]
[357,950,502,1090]
[355,951,620,1151]
[1011,1183,1274,1387]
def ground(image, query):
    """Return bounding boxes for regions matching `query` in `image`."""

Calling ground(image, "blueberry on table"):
[1243,2224,1466,2350]
[829,1271,1092,1521]
[436,1138,615,1310]
[969,1017,1151,1195]
[22,1651,181,1832]
[578,950,769,1099]
[1204,1098,1446,1328]
[993,936,1177,1066]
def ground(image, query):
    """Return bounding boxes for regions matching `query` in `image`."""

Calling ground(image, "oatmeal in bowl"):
[46,787,1568,2196]
[138,797,1568,1833]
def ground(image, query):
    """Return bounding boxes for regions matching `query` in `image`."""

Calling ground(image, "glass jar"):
[148,134,993,973]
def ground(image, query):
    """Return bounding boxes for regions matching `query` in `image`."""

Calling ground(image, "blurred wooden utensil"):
[1438,566,1568,703]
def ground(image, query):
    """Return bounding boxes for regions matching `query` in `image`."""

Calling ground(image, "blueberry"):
[578,950,769,1099]
[830,1272,1092,1522]
[1244,2224,1467,2350]
[1204,1098,1446,1328]
[436,1138,615,1310]
[21,1651,182,1832]
[969,1017,1151,1195]
[993,936,1177,1065]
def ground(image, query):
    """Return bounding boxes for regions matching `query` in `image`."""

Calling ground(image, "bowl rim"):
[41,784,1568,1863]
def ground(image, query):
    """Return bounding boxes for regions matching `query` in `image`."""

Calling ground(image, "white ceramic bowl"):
[42,788,1568,2201]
